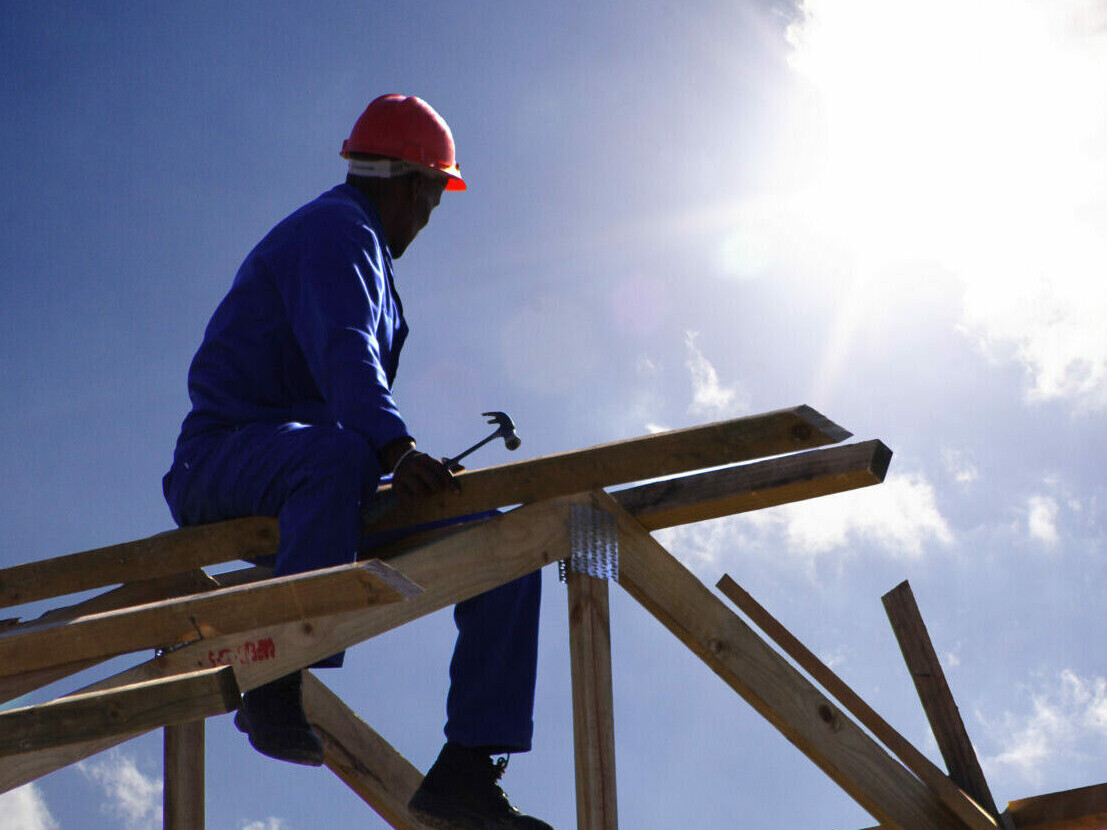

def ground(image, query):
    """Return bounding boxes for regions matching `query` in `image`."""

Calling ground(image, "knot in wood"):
[790,423,813,441]
[817,701,843,733]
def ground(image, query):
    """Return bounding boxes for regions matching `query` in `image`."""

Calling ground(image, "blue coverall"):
[163,183,539,753]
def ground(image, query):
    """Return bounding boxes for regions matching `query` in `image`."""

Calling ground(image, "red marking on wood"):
[207,637,276,667]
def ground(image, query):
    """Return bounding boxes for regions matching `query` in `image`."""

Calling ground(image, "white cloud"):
[656,468,952,572]
[982,670,1107,787]
[0,784,58,830]
[240,820,291,830]
[942,448,979,485]
[774,0,1107,411]
[779,471,952,557]
[79,751,163,830]
[684,331,748,418]
[1027,495,1061,546]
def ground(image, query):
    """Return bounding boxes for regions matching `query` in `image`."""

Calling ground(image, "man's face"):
[391,175,447,258]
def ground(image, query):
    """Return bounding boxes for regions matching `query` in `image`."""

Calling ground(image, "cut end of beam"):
[795,404,853,444]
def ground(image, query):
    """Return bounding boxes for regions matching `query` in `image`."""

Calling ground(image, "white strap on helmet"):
[347,157,420,179]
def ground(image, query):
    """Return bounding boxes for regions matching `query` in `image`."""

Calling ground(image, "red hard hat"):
[341,94,465,191]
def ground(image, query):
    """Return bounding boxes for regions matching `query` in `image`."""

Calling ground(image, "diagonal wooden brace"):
[591,490,975,830]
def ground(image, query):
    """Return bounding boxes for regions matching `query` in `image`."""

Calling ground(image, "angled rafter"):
[601,492,970,830]
[365,405,850,531]
[0,559,420,677]
[0,495,577,793]
[0,416,864,613]
[716,574,996,830]
[0,517,276,609]
[882,581,1000,819]
[614,439,890,530]
[0,667,237,757]
[302,671,433,829]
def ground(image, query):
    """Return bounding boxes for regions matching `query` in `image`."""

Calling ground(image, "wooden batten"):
[0,416,859,619]
[883,581,1001,820]
[0,517,277,609]
[302,672,433,829]
[614,439,891,530]
[600,492,971,830]
[364,405,851,531]
[0,667,237,757]
[0,559,420,678]
[716,575,996,830]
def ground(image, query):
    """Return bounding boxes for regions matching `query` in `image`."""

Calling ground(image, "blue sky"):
[3,1,1107,828]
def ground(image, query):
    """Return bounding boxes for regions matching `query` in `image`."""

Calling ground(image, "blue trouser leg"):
[445,570,542,754]
[163,422,380,667]
[164,422,543,743]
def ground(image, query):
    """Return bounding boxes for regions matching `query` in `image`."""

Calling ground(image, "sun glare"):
[764,0,1107,405]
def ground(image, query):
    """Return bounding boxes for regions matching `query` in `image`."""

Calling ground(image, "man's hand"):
[380,438,460,506]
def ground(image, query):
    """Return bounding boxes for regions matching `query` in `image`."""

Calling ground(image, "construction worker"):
[162,94,552,830]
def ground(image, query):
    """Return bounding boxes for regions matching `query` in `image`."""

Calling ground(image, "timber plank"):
[0,517,276,609]
[0,409,854,611]
[0,559,420,677]
[567,572,619,830]
[603,492,970,830]
[0,496,576,793]
[302,672,435,830]
[365,405,851,531]
[1005,782,1107,830]
[883,581,1000,819]
[0,667,237,757]
[716,574,995,830]
[614,440,890,530]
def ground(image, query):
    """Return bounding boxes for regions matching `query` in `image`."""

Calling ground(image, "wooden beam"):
[882,581,1000,819]
[0,495,576,793]
[1005,782,1107,830]
[0,559,420,677]
[716,575,996,830]
[366,405,850,531]
[302,672,434,829]
[0,517,276,609]
[567,571,619,830]
[602,493,971,830]
[0,410,854,612]
[164,720,206,830]
[613,440,890,530]
[0,667,238,757]
[0,572,228,707]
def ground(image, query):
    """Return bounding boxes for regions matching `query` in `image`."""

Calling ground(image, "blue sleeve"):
[271,215,411,454]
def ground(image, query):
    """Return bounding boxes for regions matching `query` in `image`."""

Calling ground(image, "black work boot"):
[233,671,325,766]
[408,743,553,829]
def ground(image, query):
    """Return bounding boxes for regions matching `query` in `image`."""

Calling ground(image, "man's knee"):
[287,426,380,499]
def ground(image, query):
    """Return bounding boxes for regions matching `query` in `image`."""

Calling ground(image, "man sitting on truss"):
[162,94,552,830]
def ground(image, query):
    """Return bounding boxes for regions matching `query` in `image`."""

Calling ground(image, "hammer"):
[361,411,521,527]
[442,411,521,472]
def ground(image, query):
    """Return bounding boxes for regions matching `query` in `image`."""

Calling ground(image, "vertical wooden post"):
[567,571,618,830]
[164,721,205,830]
